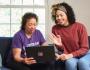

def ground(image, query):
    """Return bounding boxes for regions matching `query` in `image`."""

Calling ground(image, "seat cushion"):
[1,67,11,70]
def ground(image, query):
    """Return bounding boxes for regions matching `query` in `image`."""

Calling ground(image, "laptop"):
[25,45,55,63]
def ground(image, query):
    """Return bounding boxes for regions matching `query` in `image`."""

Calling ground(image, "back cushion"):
[0,37,12,66]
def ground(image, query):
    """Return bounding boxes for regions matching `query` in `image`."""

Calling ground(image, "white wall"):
[46,0,90,43]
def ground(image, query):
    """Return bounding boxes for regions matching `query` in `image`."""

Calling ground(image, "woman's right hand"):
[23,57,37,65]
[49,33,62,46]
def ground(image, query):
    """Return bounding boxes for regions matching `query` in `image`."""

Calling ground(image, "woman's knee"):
[78,58,89,67]
[65,58,78,66]
[78,58,90,70]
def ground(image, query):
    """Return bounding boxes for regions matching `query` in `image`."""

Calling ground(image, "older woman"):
[6,12,48,70]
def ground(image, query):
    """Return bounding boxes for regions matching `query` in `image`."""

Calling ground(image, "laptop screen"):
[25,45,55,63]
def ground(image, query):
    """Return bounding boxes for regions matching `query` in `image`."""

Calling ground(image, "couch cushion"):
[0,54,2,68]
[1,67,11,70]
[0,37,12,66]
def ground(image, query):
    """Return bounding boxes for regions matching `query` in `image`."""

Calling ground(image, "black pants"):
[6,59,50,70]
[6,59,65,70]
[55,60,65,70]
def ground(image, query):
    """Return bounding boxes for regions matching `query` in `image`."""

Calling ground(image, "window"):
[0,0,46,37]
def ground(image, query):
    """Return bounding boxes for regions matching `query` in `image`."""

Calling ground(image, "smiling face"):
[25,18,37,34]
[55,10,69,26]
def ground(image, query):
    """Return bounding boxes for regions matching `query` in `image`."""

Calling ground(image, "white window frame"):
[0,0,47,38]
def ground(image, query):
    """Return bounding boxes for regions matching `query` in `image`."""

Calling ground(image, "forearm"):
[71,48,89,57]
[12,48,24,62]
[13,55,24,62]
[42,41,48,46]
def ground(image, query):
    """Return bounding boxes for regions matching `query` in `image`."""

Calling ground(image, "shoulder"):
[35,29,41,32]
[35,29,42,34]
[13,30,25,39]
[72,22,86,30]
[73,22,87,33]
[73,22,86,28]
[52,24,58,29]
[34,29,44,38]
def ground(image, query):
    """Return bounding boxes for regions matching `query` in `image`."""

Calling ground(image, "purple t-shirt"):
[12,29,45,57]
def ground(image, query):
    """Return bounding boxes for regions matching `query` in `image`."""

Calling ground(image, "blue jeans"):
[65,50,90,70]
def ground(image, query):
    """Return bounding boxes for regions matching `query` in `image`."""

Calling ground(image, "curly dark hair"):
[21,12,38,30]
[51,2,76,24]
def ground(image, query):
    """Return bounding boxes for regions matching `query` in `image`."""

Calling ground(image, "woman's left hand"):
[56,53,73,61]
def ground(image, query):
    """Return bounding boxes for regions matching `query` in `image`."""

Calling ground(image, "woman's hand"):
[49,33,62,46]
[23,57,36,65]
[55,53,73,61]
[12,48,36,65]
[55,53,60,60]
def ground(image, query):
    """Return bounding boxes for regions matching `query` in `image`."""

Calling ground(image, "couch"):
[0,37,12,70]
[0,36,90,70]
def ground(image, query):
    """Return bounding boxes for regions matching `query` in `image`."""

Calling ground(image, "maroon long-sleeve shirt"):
[52,22,89,57]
